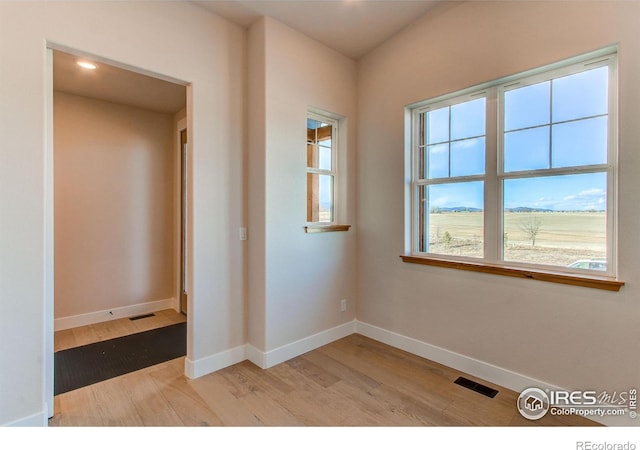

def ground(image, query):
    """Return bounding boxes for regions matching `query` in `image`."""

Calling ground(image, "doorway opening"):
[47,46,189,418]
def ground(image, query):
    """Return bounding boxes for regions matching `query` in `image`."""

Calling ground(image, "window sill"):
[400,255,624,292]
[305,224,351,234]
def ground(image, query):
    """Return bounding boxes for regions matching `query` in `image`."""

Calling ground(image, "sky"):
[423,66,609,212]
[427,173,606,212]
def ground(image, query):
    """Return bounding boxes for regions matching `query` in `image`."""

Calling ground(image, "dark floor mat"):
[54,322,186,395]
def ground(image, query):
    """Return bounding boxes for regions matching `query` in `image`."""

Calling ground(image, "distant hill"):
[505,207,554,213]
[436,207,483,213]
[432,206,601,213]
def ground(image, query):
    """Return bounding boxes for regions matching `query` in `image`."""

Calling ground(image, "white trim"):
[47,41,189,87]
[186,321,357,378]
[306,109,341,226]
[2,410,47,427]
[245,344,266,369]
[356,320,542,391]
[262,320,356,368]
[54,298,175,331]
[184,344,247,379]
[355,320,634,426]
[43,45,55,421]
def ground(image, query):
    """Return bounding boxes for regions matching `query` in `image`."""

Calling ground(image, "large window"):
[409,49,617,278]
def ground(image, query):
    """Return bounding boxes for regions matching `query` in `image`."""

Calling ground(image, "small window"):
[307,112,337,224]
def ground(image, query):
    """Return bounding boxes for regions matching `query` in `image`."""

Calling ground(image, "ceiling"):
[53,1,443,112]
[193,0,443,60]
[53,49,187,114]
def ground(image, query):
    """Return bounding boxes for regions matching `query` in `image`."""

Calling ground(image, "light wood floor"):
[49,312,598,427]
[53,309,187,352]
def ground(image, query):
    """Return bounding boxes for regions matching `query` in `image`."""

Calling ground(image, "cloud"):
[559,188,606,210]
[563,188,604,202]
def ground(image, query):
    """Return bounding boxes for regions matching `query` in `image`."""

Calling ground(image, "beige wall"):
[4,0,639,428]
[54,92,175,319]
[249,17,358,353]
[0,1,246,425]
[357,0,640,410]
[247,18,268,350]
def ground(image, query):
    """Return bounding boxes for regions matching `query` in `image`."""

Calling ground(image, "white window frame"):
[407,47,618,278]
[411,91,489,257]
[306,110,339,225]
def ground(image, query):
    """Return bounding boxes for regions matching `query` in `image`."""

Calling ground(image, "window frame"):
[407,47,619,282]
[412,92,489,257]
[306,110,339,226]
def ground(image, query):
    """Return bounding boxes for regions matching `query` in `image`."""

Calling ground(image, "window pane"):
[306,143,318,169]
[451,98,485,140]
[552,66,608,122]
[307,173,333,223]
[504,81,550,131]
[426,107,449,144]
[451,137,485,177]
[418,181,484,258]
[318,145,332,171]
[427,143,449,179]
[552,116,607,167]
[504,126,549,172]
[307,120,333,170]
[307,119,319,143]
[503,173,606,268]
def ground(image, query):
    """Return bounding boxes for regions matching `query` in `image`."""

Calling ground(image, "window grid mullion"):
[447,106,452,178]
[548,80,553,169]
[307,168,335,176]
[500,164,609,180]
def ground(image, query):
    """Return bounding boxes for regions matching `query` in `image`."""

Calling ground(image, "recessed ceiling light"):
[77,61,97,70]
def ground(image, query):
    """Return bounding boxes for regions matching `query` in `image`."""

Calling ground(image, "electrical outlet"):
[239,227,247,241]
[340,299,347,312]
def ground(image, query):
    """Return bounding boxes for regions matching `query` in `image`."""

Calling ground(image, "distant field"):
[427,212,606,266]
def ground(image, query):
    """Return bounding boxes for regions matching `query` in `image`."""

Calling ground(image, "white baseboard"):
[261,320,357,369]
[355,320,636,427]
[189,321,356,377]
[356,320,552,393]
[246,344,266,369]
[2,410,47,427]
[185,344,247,379]
[54,298,175,331]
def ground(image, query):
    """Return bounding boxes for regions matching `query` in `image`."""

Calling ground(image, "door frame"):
[44,47,55,419]
[44,43,191,418]
[176,119,188,315]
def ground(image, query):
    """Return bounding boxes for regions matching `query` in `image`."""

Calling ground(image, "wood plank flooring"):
[53,309,187,352]
[49,313,598,427]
